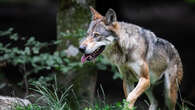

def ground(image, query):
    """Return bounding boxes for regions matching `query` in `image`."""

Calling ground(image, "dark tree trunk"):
[57,0,96,109]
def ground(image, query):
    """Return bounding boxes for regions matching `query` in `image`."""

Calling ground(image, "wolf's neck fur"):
[117,22,142,50]
[103,22,147,65]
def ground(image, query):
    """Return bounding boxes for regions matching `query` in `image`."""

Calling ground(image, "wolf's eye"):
[93,32,100,38]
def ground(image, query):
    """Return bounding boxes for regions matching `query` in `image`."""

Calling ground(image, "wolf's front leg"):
[126,62,150,109]
[127,77,150,108]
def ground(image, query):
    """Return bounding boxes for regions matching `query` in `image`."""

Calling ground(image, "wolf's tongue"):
[81,55,90,63]
[81,55,86,63]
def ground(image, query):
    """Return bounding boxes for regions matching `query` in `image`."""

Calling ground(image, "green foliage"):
[15,81,191,110]
[178,100,194,110]
[15,77,74,110]
[83,99,135,110]
[28,74,55,87]
[60,28,86,38]
[30,77,73,110]
[180,105,191,110]
[0,28,84,89]
[84,85,134,110]
[16,79,134,110]
[15,104,42,110]
[0,28,84,70]
[185,0,195,4]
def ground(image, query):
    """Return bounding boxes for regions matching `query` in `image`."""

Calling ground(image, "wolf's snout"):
[79,46,86,53]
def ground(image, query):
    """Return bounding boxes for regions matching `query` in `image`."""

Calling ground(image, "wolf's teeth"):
[93,47,101,56]
[92,59,95,63]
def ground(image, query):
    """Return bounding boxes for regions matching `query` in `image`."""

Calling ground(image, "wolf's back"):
[140,28,183,82]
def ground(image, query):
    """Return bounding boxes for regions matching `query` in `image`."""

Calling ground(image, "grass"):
[29,77,73,110]
[83,99,135,110]
[15,78,133,110]
[15,100,134,110]
[15,78,192,110]
[84,84,135,110]
[15,104,42,110]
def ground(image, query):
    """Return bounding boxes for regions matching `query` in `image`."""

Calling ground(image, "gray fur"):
[80,8,183,110]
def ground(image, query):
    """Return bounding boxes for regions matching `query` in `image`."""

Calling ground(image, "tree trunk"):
[57,0,96,109]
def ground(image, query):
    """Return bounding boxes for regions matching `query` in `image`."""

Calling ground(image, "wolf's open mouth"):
[81,46,105,63]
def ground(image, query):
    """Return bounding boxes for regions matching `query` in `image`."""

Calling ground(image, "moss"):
[57,0,96,106]
[57,2,91,51]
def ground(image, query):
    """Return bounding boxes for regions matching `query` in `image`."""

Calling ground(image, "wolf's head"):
[79,7,119,63]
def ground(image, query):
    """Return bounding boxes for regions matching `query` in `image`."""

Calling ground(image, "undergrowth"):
[15,78,192,110]
[15,78,134,110]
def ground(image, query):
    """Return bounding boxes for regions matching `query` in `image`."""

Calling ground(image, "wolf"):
[79,7,183,110]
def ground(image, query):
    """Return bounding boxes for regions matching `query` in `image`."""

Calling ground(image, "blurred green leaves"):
[185,0,195,4]
[60,29,86,38]
[0,28,83,86]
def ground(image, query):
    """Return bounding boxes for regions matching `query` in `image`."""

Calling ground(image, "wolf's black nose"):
[79,46,86,53]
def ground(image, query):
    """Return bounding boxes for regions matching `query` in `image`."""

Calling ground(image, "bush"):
[0,28,83,95]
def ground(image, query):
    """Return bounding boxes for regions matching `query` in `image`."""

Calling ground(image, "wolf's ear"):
[105,8,117,25]
[89,6,103,20]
